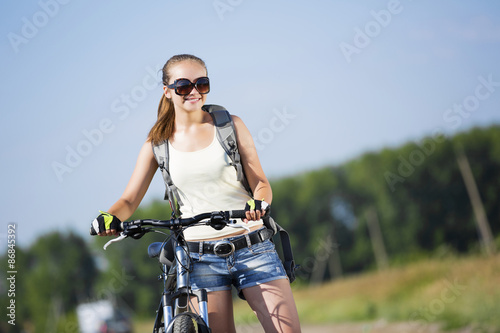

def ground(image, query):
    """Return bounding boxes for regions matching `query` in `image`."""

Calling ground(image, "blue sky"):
[1,0,500,247]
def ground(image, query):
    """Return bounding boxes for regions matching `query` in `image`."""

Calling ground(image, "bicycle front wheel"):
[172,313,197,333]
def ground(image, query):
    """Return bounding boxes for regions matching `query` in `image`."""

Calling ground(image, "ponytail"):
[148,94,175,145]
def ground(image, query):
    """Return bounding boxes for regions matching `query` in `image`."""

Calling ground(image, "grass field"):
[233,253,500,331]
[134,253,500,332]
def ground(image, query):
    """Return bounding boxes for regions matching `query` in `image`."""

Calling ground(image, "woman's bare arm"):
[104,141,158,234]
[232,115,272,221]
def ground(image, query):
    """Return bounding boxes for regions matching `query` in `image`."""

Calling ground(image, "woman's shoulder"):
[231,114,251,133]
[230,114,246,128]
[229,114,255,148]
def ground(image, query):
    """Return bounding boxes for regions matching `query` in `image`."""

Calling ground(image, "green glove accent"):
[93,211,121,234]
[245,199,269,213]
[246,199,256,211]
[99,210,115,230]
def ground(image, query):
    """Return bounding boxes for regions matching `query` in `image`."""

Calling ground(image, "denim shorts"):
[188,233,288,295]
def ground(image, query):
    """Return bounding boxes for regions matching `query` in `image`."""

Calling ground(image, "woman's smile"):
[184,96,201,103]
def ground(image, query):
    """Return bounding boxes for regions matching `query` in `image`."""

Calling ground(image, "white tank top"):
[168,129,263,241]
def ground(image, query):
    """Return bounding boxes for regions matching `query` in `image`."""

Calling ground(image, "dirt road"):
[237,320,483,333]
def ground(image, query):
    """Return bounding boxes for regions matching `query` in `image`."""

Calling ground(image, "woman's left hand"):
[244,199,270,222]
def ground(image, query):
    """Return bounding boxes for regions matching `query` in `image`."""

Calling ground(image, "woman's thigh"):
[206,290,236,333]
[243,279,301,333]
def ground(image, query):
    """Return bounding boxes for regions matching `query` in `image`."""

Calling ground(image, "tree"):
[22,232,97,332]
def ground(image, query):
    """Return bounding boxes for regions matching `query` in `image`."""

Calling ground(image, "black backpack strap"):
[152,140,183,217]
[264,216,297,283]
[202,104,252,196]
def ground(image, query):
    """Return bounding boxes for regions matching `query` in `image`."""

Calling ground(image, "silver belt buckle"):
[213,240,235,257]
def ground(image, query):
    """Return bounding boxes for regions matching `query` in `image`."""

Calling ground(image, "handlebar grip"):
[89,222,124,236]
[229,210,247,219]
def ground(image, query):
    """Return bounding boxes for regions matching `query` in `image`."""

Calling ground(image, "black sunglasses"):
[166,77,210,96]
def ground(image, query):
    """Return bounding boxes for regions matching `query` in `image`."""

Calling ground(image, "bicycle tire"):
[172,313,197,333]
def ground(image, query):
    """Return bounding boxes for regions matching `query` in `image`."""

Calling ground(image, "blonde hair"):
[148,54,207,145]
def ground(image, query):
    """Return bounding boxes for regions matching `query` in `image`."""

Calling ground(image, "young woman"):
[94,54,301,332]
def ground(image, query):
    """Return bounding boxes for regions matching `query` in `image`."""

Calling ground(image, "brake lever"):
[103,233,127,250]
[226,220,250,232]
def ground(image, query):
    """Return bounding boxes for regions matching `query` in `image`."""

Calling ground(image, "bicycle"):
[91,209,251,333]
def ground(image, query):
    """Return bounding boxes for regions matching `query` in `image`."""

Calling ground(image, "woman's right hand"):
[91,211,121,236]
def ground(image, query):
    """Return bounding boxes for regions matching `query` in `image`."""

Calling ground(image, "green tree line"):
[271,125,500,278]
[2,125,499,331]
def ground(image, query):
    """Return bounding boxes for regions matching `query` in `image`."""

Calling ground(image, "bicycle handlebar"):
[90,210,248,236]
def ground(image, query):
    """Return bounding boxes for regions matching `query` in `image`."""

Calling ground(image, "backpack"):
[151,104,297,283]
